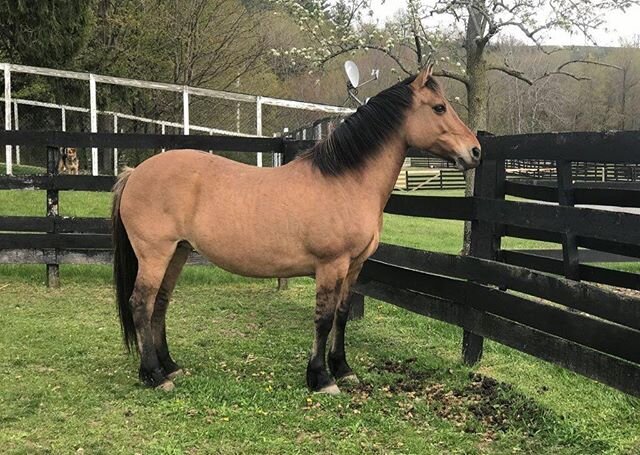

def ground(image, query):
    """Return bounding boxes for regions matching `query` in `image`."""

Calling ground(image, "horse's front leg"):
[328,264,363,384]
[307,259,350,394]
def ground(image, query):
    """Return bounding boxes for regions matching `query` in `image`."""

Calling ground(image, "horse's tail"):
[112,167,138,352]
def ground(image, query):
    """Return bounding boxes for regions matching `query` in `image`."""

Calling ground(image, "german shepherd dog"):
[57,148,80,174]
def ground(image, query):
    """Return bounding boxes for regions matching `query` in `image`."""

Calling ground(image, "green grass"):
[0,163,47,175]
[1,188,640,453]
[0,190,111,217]
[1,267,639,454]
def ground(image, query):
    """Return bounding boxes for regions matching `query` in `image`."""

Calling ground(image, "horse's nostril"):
[471,147,481,160]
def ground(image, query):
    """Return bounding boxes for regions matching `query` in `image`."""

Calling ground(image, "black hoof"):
[328,354,354,381]
[306,363,336,392]
[160,359,182,378]
[139,367,167,388]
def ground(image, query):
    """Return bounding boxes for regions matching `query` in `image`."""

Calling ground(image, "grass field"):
[0,163,47,176]
[1,188,639,454]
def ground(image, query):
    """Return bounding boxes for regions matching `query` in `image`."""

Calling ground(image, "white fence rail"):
[1,62,354,175]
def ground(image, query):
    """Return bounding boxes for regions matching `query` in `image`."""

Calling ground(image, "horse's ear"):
[413,63,434,89]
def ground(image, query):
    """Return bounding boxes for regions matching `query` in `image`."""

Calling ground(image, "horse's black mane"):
[298,74,441,176]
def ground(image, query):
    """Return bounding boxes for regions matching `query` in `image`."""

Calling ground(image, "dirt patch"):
[365,359,549,441]
[370,358,438,393]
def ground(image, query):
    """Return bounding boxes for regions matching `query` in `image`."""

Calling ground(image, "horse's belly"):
[192,236,315,278]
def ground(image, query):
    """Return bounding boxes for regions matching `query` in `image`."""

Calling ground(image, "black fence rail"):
[506,159,640,182]
[2,129,640,396]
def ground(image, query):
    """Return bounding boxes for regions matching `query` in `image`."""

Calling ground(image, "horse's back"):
[119,150,317,276]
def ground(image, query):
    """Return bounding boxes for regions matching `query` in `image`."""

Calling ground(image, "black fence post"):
[46,146,60,288]
[462,134,504,366]
[557,160,580,280]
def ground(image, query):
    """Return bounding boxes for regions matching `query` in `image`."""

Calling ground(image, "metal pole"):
[256,96,263,167]
[4,66,12,175]
[183,87,190,135]
[89,74,98,175]
[161,122,166,153]
[236,77,241,133]
[13,101,19,165]
[113,114,118,176]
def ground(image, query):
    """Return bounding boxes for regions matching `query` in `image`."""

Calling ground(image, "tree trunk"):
[462,10,489,255]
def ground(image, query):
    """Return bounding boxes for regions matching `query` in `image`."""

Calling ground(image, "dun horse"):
[112,65,481,393]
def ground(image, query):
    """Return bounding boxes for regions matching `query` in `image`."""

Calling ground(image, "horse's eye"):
[433,104,446,114]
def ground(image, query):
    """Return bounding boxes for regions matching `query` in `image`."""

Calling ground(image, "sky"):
[369,0,640,47]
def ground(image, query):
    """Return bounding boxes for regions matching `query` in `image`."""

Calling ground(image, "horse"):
[112,64,481,393]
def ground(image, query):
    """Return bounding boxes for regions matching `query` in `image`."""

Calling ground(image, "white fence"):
[1,62,354,175]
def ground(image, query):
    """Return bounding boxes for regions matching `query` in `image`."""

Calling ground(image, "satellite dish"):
[344,61,360,88]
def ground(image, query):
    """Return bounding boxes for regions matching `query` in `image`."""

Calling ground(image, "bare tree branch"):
[318,45,416,76]
[487,64,534,85]
[434,68,470,86]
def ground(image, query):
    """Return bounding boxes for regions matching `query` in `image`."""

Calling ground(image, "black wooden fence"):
[0,132,286,287]
[353,131,640,397]
[1,130,640,396]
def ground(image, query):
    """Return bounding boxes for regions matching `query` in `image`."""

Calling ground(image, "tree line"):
[0,0,639,136]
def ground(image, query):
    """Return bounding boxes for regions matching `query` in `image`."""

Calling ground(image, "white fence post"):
[277,127,289,167]
[4,65,12,175]
[183,87,190,135]
[113,113,118,176]
[89,73,98,175]
[256,96,263,167]
[13,101,19,165]
[61,107,66,132]
[161,122,166,153]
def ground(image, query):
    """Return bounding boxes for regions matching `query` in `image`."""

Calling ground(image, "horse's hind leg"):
[130,245,175,391]
[152,242,190,380]
[307,259,350,394]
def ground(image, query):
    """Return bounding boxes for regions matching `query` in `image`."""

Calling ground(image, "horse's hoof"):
[155,380,175,392]
[338,373,360,385]
[317,383,340,395]
[166,369,184,380]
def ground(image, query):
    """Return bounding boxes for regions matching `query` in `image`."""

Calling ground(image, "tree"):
[0,0,92,66]
[612,38,640,130]
[77,0,271,130]
[272,0,639,131]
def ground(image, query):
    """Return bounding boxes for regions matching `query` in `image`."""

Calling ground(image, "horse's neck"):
[348,135,407,210]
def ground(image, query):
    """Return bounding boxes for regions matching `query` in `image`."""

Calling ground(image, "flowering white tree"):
[271,0,639,131]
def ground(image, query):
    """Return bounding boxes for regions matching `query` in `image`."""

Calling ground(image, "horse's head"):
[404,65,481,170]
